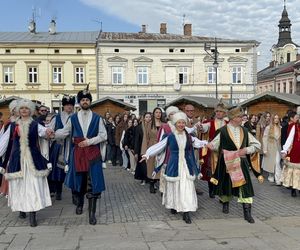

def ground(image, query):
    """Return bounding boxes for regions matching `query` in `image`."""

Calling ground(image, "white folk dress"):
[0,119,52,212]
[145,131,207,212]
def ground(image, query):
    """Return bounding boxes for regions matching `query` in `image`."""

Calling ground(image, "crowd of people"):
[0,92,299,227]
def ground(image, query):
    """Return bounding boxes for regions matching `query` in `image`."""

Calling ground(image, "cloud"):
[80,0,300,70]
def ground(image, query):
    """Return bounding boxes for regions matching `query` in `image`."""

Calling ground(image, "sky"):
[0,0,299,70]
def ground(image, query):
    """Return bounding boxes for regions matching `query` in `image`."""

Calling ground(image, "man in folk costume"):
[281,110,300,197]
[48,95,75,201]
[0,99,53,227]
[207,106,263,224]
[54,86,107,225]
[200,100,228,198]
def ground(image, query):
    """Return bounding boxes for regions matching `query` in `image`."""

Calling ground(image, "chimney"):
[184,23,192,36]
[49,19,56,35]
[269,60,275,68]
[141,25,146,33]
[28,19,36,34]
[160,23,167,34]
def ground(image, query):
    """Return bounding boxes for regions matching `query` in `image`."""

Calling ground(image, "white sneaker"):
[140,181,145,186]
[102,163,107,169]
[107,160,112,164]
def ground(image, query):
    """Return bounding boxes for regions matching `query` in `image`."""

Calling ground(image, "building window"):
[235,49,240,52]
[3,66,14,83]
[169,48,174,53]
[54,49,60,54]
[53,67,62,83]
[232,67,242,84]
[137,67,148,84]
[114,49,119,53]
[75,67,85,83]
[112,67,123,84]
[277,83,280,92]
[28,67,38,83]
[289,81,293,93]
[178,67,188,84]
[29,49,35,53]
[208,67,217,84]
[140,49,145,53]
[283,82,286,93]
[287,53,291,62]
[5,49,11,54]
[77,49,82,54]
[180,49,185,53]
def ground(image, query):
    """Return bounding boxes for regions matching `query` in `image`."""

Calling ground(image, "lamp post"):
[204,38,219,99]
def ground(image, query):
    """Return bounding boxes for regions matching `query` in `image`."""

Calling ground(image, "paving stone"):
[7,234,31,250]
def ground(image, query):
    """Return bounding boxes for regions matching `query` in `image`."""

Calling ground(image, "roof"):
[165,96,224,109]
[258,61,296,81]
[0,31,100,44]
[90,96,136,111]
[240,91,300,107]
[99,32,259,44]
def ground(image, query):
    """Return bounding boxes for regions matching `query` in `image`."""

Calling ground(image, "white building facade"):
[97,24,259,115]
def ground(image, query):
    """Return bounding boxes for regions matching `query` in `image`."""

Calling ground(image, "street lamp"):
[204,38,219,99]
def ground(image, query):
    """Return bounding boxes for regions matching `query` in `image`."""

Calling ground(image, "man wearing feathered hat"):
[54,85,107,225]
[200,100,228,198]
[207,106,263,224]
[47,94,75,201]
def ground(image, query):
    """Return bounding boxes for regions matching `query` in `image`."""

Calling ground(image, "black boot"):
[243,203,255,223]
[56,193,62,201]
[170,209,177,214]
[149,182,156,193]
[29,212,37,227]
[19,211,26,219]
[291,189,297,197]
[88,198,97,225]
[76,195,84,215]
[183,212,192,224]
[222,202,229,214]
[208,182,215,198]
[72,192,78,206]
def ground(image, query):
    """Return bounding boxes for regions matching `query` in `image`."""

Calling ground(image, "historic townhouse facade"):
[0,21,99,110]
[97,24,259,115]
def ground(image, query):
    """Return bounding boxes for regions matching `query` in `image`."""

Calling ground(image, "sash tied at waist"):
[73,137,101,172]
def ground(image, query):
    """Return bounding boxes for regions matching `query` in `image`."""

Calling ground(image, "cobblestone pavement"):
[0,164,299,249]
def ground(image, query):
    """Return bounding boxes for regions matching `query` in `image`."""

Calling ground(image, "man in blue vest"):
[54,86,107,225]
[48,95,75,201]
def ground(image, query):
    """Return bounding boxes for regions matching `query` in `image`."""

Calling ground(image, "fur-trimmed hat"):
[166,106,179,117]
[214,100,228,113]
[9,100,19,112]
[172,111,187,125]
[77,83,92,103]
[62,95,75,106]
[227,106,244,120]
[16,99,36,115]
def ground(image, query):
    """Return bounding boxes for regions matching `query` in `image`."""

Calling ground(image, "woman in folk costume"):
[281,112,300,197]
[156,106,179,194]
[0,99,53,227]
[141,112,207,223]
[262,114,282,185]
[0,100,19,196]
[134,112,151,185]
[207,106,263,224]
[141,107,164,193]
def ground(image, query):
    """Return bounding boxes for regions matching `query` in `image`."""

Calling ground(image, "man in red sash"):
[200,101,228,198]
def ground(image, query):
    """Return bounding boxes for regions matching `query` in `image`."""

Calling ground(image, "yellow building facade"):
[0,30,99,110]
